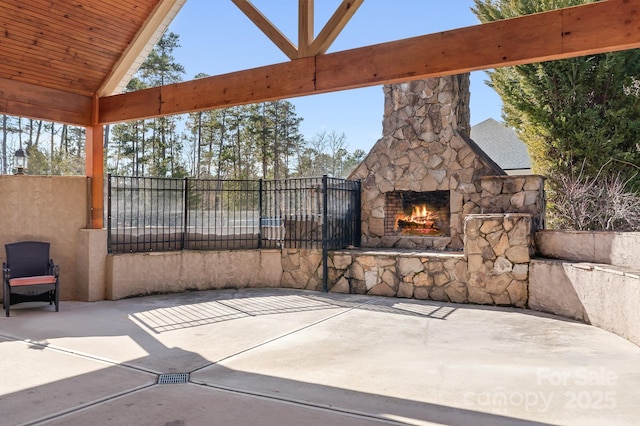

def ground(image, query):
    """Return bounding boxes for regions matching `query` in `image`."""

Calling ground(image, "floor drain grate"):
[157,373,190,384]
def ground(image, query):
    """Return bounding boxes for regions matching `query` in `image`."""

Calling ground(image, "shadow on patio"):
[1,289,639,425]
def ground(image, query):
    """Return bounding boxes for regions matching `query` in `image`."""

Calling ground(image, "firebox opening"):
[385,191,450,237]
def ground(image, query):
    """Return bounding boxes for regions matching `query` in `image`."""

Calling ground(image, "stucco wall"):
[530,259,640,346]
[0,176,88,301]
[535,230,640,269]
[106,249,283,300]
[76,229,107,301]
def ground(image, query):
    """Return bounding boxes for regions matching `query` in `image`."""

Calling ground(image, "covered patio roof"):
[1,0,639,227]
[1,0,639,127]
[0,0,185,124]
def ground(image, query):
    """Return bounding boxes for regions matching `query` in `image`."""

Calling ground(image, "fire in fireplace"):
[385,191,450,237]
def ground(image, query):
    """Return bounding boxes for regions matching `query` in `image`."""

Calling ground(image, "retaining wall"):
[328,213,532,307]
[530,259,640,346]
[106,249,283,300]
[530,230,640,346]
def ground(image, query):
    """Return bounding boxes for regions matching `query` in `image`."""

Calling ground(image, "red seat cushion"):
[9,275,57,287]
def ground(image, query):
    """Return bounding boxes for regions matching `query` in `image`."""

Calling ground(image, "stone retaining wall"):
[107,213,533,306]
[328,250,468,301]
[327,213,532,307]
[463,214,531,307]
[280,249,323,291]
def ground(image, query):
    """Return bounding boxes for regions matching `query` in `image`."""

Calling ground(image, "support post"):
[86,121,104,229]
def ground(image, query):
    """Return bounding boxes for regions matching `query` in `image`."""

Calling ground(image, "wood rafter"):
[310,0,363,55]
[231,0,298,60]
[298,0,314,57]
[100,0,640,125]
[99,0,187,96]
[232,0,363,59]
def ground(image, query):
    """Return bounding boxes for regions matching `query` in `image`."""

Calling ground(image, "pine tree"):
[137,32,185,177]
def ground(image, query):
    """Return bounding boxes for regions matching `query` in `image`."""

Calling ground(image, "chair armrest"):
[2,263,9,283]
[49,259,60,278]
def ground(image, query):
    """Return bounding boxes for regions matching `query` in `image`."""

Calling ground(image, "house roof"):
[470,118,531,171]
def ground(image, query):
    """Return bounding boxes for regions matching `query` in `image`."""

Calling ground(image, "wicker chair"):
[3,241,60,317]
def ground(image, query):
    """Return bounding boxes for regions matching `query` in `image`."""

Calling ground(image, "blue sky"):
[168,0,503,152]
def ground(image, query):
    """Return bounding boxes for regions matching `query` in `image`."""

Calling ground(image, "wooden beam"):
[316,6,562,91]
[232,0,298,60]
[99,0,187,96]
[100,86,162,124]
[99,0,640,124]
[562,0,640,55]
[298,0,314,57]
[100,58,316,123]
[0,77,92,125]
[309,0,364,55]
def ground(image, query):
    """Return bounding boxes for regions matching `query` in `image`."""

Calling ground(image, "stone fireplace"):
[350,75,506,250]
[333,75,547,305]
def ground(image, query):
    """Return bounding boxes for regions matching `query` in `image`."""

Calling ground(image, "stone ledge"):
[380,236,453,250]
[332,248,464,259]
[479,174,546,181]
[465,213,533,220]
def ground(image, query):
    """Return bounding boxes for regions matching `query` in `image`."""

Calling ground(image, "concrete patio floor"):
[0,289,639,426]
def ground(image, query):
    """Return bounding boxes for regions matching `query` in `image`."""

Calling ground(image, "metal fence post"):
[107,174,112,253]
[322,175,329,293]
[355,179,362,247]
[182,177,189,250]
[258,178,263,249]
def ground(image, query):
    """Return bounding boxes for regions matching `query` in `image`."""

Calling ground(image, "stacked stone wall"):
[463,176,546,231]
[324,213,532,307]
[463,214,531,307]
[280,248,324,291]
[328,251,468,302]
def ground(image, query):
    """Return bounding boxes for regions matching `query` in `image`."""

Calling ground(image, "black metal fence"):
[107,175,361,254]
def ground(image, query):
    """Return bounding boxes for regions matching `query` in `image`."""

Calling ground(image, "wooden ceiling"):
[0,0,184,124]
[0,0,639,128]
[2,0,153,96]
